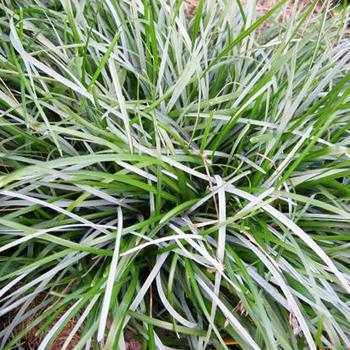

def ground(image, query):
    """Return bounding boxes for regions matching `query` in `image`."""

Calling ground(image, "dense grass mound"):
[1,1,350,349]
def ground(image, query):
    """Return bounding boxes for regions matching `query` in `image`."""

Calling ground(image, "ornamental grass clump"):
[0,0,350,349]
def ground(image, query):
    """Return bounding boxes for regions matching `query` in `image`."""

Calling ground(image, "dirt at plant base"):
[0,294,81,350]
[0,293,142,349]
[185,0,323,17]
[185,0,199,15]
[125,331,142,350]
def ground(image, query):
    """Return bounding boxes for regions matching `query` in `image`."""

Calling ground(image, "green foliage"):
[0,0,350,349]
